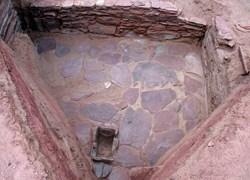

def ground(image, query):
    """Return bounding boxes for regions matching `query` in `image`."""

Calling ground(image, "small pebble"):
[104,82,112,89]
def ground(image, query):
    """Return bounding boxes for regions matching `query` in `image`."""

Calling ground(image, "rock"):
[238,46,250,74]
[71,91,94,101]
[215,16,235,47]
[55,43,71,57]
[73,122,92,145]
[97,16,121,25]
[78,38,92,53]
[141,89,176,113]
[115,145,144,167]
[185,52,204,77]
[164,43,189,57]
[147,31,181,41]
[184,76,202,95]
[122,55,132,63]
[129,47,148,62]
[82,103,117,122]
[236,19,250,32]
[34,37,56,54]
[133,62,179,88]
[182,95,202,121]
[103,40,118,52]
[84,71,108,83]
[84,60,104,71]
[169,101,182,112]
[145,129,184,165]
[153,110,179,133]
[88,23,117,35]
[98,53,121,64]
[120,108,152,148]
[60,57,83,78]
[185,120,200,132]
[109,166,129,180]
[122,88,139,105]
[154,44,166,55]
[87,46,102,58]
[110,65,132,89]
[154,54,185,70]
[102,163,112,177]
[59,101,80,119]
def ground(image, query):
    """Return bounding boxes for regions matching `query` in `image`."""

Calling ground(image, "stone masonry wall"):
[27,1,206,41]
[0,0,21,43]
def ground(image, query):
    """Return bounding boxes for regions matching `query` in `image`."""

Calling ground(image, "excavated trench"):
[1,0,248,179]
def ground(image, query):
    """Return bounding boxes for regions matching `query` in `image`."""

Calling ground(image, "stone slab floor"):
[33,33,207,179]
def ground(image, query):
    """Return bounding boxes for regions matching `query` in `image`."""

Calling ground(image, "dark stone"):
[145,129,184,165]
[84,71,108,83]
[55,43,71,57]
[115,145,144,167]
[97,16,121,25]
[133,62,179,88]
[82,103,117,122]
[184,76,202,95]
[59,101,80,119]
[88,23,117,35]
[87,46,102,58]
[141,89,176,113]
[122,55,132,63]
[122,88,139,105]
[182,95,202,121]
[60,57,83,78]
[103,163,112,177]
[93,162,112,178]
[153,110,179,132]
[154,54,185,71]
[169,101,182,112]
[73,122,92,145]
[99,53,121,64]
[120,108,152,148]
[110,65,132,89]
[34,37,56,54]
[109,166,129,180]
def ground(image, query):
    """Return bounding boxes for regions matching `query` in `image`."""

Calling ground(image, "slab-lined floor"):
[34,33,207,178]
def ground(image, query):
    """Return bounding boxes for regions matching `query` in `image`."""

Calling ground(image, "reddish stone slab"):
[184,76,202,95]
[154,54,185,71]
[123,88,139,105]
[109,166,129,180]
[141,89,176,113]
[82,103,117,122]
[153,110,179,133]
[120,108,152,148]
[98,52,121,65]
[60,57,83,78]
[59,101,80,119]
[145,129,184,165]
[88,23,117,35]
[115,145,144,167]
[182,95,202,121]
[110,65,132,89]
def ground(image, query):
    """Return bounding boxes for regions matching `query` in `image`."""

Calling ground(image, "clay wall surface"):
[0,0,21,43]
[27,1,206,41]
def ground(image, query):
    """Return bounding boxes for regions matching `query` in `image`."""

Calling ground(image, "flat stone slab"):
[182,95,202,121]
[78,38,92,53]
[110,65,132,89]
[133,62,178,88]
[154,54,185,71]
[55,43,71,57]
[145,129,184,165]
[141,89,176,113]
[88,23,116,35]
[84,71,108,83]
[185,53,204,77]
[122,88,139,105]
[84,60,104,72]
[119,108,152,148]
[60,57,83,78]
[115,145,144,167]
[98,53,121,65]
[59,101,80,119]
[73,122,92,145]
[109,167,129,180]
[184,76,202,95]
[87,46,102,58]
[153,110,179,133]
[82,103,117,122]
[34,37,56,54]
